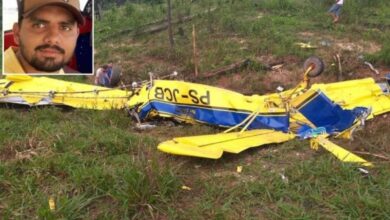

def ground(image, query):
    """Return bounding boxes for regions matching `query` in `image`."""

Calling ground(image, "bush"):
[366,40,390,65]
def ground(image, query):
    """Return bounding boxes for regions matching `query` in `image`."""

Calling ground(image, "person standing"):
[328,0,344,23]
[106,61,113,79]
[95,65,110,86]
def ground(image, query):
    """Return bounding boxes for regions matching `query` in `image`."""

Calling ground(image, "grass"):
[1,107,389,218]
[94,0,390,83]
[367,38,390,65]
[2,0,390,218]
[0,107,182,219]
[0,33,3,73]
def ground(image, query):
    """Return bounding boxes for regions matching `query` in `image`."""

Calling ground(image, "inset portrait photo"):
[3,0,93,75]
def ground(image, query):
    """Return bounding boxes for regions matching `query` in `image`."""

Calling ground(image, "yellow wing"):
[0,76,131,110]
[158,129,296,159]
[311,135,373,167]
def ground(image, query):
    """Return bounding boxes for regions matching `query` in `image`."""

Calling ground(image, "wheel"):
[303,56,324,78]
[109,66,122,87]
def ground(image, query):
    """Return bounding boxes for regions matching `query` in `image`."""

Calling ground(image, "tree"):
[167,0,174,49]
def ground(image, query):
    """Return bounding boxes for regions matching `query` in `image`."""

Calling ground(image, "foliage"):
[1,107,389,218]
[0,108,182,219]
[366,39,390,65]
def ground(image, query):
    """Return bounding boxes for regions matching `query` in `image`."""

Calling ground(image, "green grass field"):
[1,0,390,219]
[1,108,389,219]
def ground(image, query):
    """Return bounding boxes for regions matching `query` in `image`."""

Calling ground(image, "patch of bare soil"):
[335,113,390,163]
[0,138,50,162]
[321,51,390,82]
[298,32,381,54]
[255,54,301,67]
[0,145,15,161]
[299,31,316,37]
[217,74,243,89]
[107,40,143,50]
[262,68,302,91]
[119,56,183,82]
[334,41,381,54]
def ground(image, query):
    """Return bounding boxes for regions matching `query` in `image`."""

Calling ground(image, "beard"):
[29,56,65,72]
[20,42,70,72]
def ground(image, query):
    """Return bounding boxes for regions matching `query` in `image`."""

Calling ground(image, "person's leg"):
[331,13,337,21]
[333,5,342,23]
[103,76,110,87]
[333,15,339,23]
[328,4,337,21]
[328,4,340,23]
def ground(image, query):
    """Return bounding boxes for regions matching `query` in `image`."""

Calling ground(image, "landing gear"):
[303,56,325,78]
[109,66,122,87]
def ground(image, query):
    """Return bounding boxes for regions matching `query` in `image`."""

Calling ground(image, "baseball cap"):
[17,0,85,25]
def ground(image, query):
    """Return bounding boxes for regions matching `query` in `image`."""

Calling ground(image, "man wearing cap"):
[4,0,84,74]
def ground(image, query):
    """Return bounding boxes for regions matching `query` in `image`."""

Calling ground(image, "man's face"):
[13,5,79,72]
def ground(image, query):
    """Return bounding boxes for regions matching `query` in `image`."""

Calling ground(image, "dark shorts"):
[328,4,342,16]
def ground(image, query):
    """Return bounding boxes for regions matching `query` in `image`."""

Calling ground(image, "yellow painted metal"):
[158,129,296,159]
[288,78,390,130]
[127,80,287,114]
[312,78,390,117]
[0,75,131,110]
[3,76,388,118]
[158,141,224,159]
[1,75,388,163]
[311,135,373,167]
[290,89,318,109]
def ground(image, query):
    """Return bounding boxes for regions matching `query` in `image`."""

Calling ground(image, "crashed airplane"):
[1,57,389,167]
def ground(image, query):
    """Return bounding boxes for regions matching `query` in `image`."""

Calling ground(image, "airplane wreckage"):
[1,57,390,167]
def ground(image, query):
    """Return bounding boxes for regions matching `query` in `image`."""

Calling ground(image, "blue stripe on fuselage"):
[138,100,289,132]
